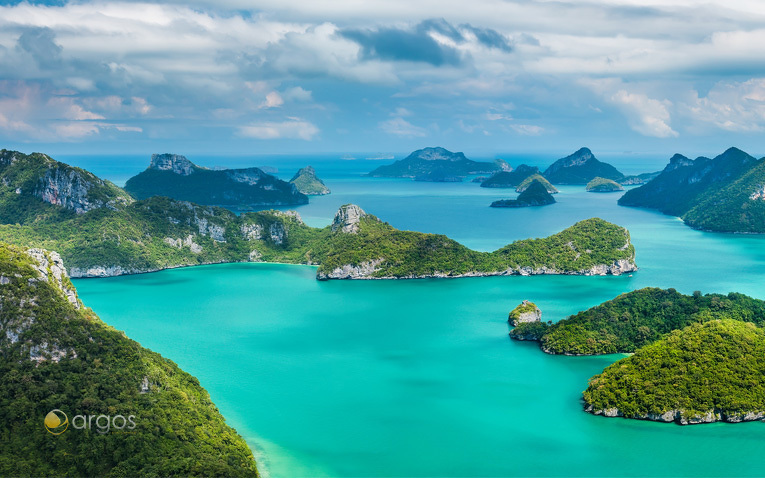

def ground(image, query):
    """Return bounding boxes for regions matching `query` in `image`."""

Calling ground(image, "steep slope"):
[125,154,308,207]
[543,148,624,184]
[490,180,556,208]
[515,174,558,193]
[0,243,258,476]
[366,147,498,179]
[510,287,765,355]
[583,320,765,424]
[618,148,761,229]
[480,164,539,188]
[289,166,330,195]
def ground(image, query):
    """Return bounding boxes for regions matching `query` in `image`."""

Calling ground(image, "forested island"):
[619,147,765,233]
[490,180,556,208]
[366,147,500,180]
[124,153,308,207]
[0,150,637,280]
[0,243,258,475]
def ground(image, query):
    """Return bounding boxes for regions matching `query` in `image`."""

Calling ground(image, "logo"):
[45,409,136,435]
[44,409,69,435]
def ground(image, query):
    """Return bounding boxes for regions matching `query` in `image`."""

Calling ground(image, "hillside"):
[366,147,498,179]
[490,180,556,208]
[289,166,330,195]
[124,154,308,207]
[480,165,539,188]
[0,151,637,280]
[583,320,765,424]
[543,148,624,184]
[515,174,558,193]
[0,243,258,476]
[510,287,765,355]
[619,147,765,232]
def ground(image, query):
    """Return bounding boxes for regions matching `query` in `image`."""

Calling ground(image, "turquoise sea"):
[70,153,765,477]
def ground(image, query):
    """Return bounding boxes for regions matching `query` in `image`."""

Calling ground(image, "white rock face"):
[585,405,765,425]
[331,204,367,234]
[163,235,202,253]
[509,300,542,326]
[241,223,264,240]
[750,185,765,201]
[150,153,196,175]
[269,223,286,245]
[33,167,132,214]
[317,259,384,279]
[26,248,79,309]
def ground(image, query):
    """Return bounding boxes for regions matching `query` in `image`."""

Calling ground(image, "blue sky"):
[1,0,765,158]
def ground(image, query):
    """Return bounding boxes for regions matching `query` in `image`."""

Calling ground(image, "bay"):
[72,155,765,477]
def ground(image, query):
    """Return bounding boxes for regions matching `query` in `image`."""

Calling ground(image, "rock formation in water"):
[289,165,331,195]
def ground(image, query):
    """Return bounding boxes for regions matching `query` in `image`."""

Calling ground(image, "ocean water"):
[71,155,765,477]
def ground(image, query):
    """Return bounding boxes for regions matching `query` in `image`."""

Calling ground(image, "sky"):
[1,0,765,158]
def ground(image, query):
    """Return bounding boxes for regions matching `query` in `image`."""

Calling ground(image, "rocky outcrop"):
[289,166,331,195]
[150,153,197,176]
[508,300,542,326]
[163,235,203,253]
[26,248,79,309]
[584,405,765,425]
[316,258,384,279]
[34,166,133,214]
[331,204,367,233]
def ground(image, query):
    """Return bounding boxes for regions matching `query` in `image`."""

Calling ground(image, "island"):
[508,300,542,326]
[619,147,765,233]
[123,153,308,207]
[515,174,558,193]
[290,165,330,195]
[510,287,765,355]
[583,320,765,425]
[490,179,556,208]
[619,171,660,185]
[0,243,258,476]
[0,150,637,280]
[480,164,540,188]
[543,147,624,184]
[586,177,624,192]
[366,147,499,181]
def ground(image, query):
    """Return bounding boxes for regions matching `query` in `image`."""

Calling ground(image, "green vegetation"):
[480,165,539,188]
[586,177,624,192]
[367,147,498,179]
[543,147,624,184]
[619,147,765,232]
[583,320,765,423]
[0,243,258,476]
[490,180,556,208]
[125,154,307,207]
[0,150,636,279]
[515,174,558,193]
[289,166,330,195]
[511,287,765,355]
[508,300,541,326]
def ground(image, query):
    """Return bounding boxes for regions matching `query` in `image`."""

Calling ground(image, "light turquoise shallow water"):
[72,164,765,477]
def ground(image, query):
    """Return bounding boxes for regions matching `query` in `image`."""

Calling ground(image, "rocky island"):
[619,147,765,233]
[515,174,558,193]
[124,153,308,207]
[366,147,499,181]
[586,177,624,192]
[289,165,330,195]
[0,150,637,280]
[583,320,765,425]
[490,179,556,208]
[0,242,258,475]
[543,147,624,184]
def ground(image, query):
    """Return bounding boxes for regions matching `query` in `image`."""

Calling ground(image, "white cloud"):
[379,117,427,137]
[609,90,678,138]
[238,119,319,140]
[681,78,765,132]
[509,124,544,135]
[260,91,284,109]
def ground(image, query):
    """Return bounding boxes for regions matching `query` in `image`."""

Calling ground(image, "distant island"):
[490,179,556,208]
[516,174,558,193]
[586,177,624,192]
[480,164,540,188]
[583,320,765,425]
[0,243,258,475]
[366,147,499,181]
[619,147,765,233]
[124,153,308,207]
[543,147,624,184]
[290,165,330,195]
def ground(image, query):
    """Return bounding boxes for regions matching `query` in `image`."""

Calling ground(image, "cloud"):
[238,119,319,140]
[681,78,765,132]
[509,124,544,135]
[16,27,63,68]
[260,91,284,109]
[379,117,427,137]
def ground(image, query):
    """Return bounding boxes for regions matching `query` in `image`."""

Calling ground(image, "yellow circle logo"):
[44,409,69,435]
